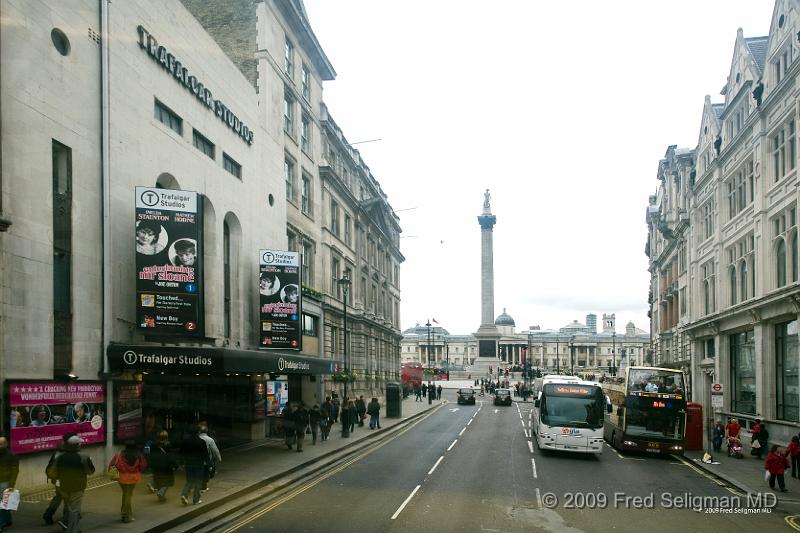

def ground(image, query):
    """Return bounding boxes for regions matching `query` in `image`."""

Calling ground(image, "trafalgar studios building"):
[0,0,402,489]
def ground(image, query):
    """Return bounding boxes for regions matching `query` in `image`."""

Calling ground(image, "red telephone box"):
[685,402,703,451]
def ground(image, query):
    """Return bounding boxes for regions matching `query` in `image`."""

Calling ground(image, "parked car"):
[494,388,512,406]
[457,388,476,405]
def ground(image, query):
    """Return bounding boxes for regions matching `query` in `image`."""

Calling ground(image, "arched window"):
[777,238,787,287]
[730,266,737,305]
[740,260,748,301]
[793,232,798,282]
[704,280,711,315]
[223,221,231,337]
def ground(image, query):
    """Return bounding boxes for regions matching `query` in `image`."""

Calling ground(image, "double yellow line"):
[222,409,434,532]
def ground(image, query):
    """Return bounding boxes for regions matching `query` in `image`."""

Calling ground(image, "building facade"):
[646,0,800,447]
[0,0,401,488]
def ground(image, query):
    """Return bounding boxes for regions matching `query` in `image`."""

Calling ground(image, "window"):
[777,238,787,287]
[154,100,182,134]
[223,221,231,338]
[301,241,313,285]
[678,241,687,273]
[740,260,748,301]
[301,174,312,215]
[287,231,297,252]
[52,140,72,373]
[725,160,754,220]
[774,45,793,85]
[192,129,215,159]
[331,257,340,297]
[284,38,294,77]
[330,200,340,236]
[283,90,294,135]
[772,119,796,182]
[302,314,319,337]
[702,261,716,315]
[700,200,714,240]
[730,330,756,414]
[222,153,241,179]
[794,232,799,283]
[777,320,799,421]
[344,215,352,246]
[285,158,295,202]
[729,266,737,306]
[301,115,311,154]
[301,64,311,100]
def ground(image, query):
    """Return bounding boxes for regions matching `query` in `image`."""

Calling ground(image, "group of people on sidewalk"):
[0,421,223,532]
[711,417,800,492]
[412,383,442,402]
[280,395,384,451]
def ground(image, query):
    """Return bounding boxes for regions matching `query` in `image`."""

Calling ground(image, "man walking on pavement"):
[356,396,367,427]
[367,397,381,429]
[282,404,296,450]
[55,435,95,533]
[437,385,442,400]
[198,422,221,492]
[428,382,434,405]
[414,383,422,402]
[43,432,76,525]
[0,436,19,532]
[180,428,208,506]
[294,403,310,452]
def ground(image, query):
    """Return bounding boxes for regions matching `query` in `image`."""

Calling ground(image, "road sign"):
[711,394,723,408]
[711,383,723,395]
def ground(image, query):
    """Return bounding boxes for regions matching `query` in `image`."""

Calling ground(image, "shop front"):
[107,344,331,448]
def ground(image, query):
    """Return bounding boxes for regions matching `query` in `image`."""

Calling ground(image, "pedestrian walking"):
[147,430,178,502]
[198,422,221,491]
[180,429,208,506]
[341,398,351,437]
[367,397,381,429]
[765,445,789,492]
[109,440,147,523]
[428,382,434,405]
[320,398,333,441]
[356,396,367,427]
[437,385,442,400]
[55,435,95,533]
[43,432,76,526]
[282,404,296,450]
[712,421,725,453]
[309,404,322,444]
[422,383,427,398]
[0,436,19,532]
[787,436,800,478]
[347,400,357,433]
[414,384,422,402]
[294,403,310,452]
[331,394,341,423]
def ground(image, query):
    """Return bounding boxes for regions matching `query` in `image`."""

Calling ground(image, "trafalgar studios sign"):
[135,187,203,336]
[259,250,301,350]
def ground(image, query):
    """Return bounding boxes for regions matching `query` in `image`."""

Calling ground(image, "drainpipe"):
[100,0,114,460]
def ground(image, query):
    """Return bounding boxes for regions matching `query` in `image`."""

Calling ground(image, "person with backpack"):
[55,435,95,533]
[198,422,221,492]
[146,430,178,502]
[180,428,207,506]
[43,432,77,526]
[367,397,381,429]
[293,403,310,452]
[109,440,147,523]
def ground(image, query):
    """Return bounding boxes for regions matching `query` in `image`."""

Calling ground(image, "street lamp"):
[445,338,450,381]
[569,336,575,376]
[556,336,560,374]
[338,274,352,400]
[425,320,432,367]
[527,330,533,391]
[612,331,616,376]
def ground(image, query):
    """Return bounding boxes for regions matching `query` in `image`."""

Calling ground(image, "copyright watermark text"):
[538,491,776,512]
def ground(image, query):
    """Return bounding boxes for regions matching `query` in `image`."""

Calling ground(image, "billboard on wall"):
[259,250,301,350]
[115,383,143,442]
[8,382,105,454]
[135,187,203,336]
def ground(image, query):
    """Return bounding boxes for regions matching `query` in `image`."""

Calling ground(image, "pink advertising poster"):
[9,382,106,454]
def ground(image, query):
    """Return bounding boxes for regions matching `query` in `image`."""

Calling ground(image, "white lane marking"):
[494,409,499,414]
[391,484,421,520]
[459,427,466,436]
[448,439,457,451]
[536,487,542,508]
[525,430,530,438]
[520,419,526,430]
[449,408,460,412]
[528,440,534,454]
[519,413,523,419]
[531,458,538,479]
[467,418,473,426]
[428,456,444,475]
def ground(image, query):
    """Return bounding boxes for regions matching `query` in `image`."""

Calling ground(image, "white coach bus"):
[532,379,610,454]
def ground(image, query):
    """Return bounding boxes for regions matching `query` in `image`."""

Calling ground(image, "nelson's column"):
[474,189,501,359]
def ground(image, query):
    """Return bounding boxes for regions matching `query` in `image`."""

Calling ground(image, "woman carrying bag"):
[108,441,147,523]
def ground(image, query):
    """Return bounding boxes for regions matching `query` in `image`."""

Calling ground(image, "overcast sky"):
[302,0,775,335]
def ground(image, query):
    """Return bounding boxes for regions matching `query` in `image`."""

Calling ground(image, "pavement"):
[8,396,441,533]
[685,446,800,510]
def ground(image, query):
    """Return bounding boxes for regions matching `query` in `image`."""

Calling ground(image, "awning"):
[107,344,333,375]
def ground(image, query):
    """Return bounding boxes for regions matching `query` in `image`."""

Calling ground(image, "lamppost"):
[338,275,352,399]
[425,320,432,367]
[527,330,533,391]
[611,331,616,376]
[569,336,575,376]
[445,338,450,381]
[556,336,560,374]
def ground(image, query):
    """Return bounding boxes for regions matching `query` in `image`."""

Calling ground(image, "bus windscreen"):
[541,384,605,429]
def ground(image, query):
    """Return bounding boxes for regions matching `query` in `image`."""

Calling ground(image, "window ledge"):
[0,216,12,231]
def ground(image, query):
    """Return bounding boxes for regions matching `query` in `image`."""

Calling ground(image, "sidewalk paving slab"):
[11,397,441,533]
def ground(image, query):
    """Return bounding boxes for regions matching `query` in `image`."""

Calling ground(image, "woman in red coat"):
[786,436,800,479]
[726,418,741,440]
[764,445,789,492]
[109,441,148,522]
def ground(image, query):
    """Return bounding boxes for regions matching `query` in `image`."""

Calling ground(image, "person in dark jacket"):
[55,435,95,533]
[712,421,725,453]
[309,404,322,444]
[367,397,381,429]
[43,431,77,525]
[356,396,367,427]
[179,431,207,506]
[331,395,341,423]
[282,404,296,450]
[147,431,178,502]
[422,383,428,398]
[294,404,310,452]
[341,398,351,437]
[347,400,357,433]
[0,436,19,531]
[320,398,332,441]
